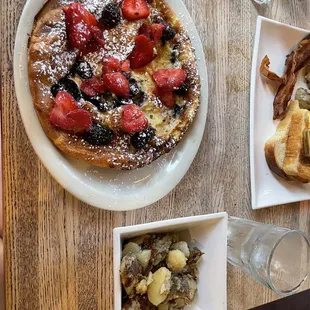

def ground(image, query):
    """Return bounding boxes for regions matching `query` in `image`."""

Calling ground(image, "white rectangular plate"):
[250,16,310,209]
[113,213,228,310]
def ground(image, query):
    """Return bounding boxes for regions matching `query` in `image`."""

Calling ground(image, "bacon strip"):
[260,56,284,83]
[260,36,310,120]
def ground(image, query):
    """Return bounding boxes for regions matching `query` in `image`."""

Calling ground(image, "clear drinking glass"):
[228,217,310,296]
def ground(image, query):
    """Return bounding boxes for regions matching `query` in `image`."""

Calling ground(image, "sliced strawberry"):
[54,90,78,113]
[122,0,150,21]
[129,35,155,69]
[90,25,105,47]
[50,109,92,132]
[49,91,92,132]
[64,3,98,50]
[121,59,130,72]
[139,23,165,44]
[122,104,148,133]
[102,57,122,74]
[81,77,106,96]
[154,87,175,108]
[103,72,130,97]
[153,69,187,91]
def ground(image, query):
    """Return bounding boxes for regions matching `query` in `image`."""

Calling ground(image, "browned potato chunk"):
[120,253,141,296]
[147,267,172,306]
[122,243,141,258]
[171,241,190,258]
[136,250,152,270]
[166,250,187,273]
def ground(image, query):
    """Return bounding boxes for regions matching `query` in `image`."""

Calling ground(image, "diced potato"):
[166,250,187,272]
[122,243,141,258]
[147,267,172,306]
[136,250,152,270]
[171,241,190,258]
[136,279,148,295]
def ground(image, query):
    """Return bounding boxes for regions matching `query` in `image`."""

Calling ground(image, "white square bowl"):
[250,16,310,209]
[113,212,228,310]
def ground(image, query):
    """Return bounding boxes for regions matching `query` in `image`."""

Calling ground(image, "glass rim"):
[266,229,310,297]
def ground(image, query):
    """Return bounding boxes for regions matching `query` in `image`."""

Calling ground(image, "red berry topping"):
[102,57,121,74]
[154,87,175,108]
[128,35,155,69]
[153,69,187,91]
[90,25,105,47]
[139,23,165,44]
[64,3,99,50]
[103,72,130,97]
[121,59,130,72]
[80,77,106,96]
[122,104,148,133]
[122,0,150,21]
[49,91,92,132]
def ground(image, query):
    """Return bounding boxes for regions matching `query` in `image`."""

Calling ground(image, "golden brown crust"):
[28,0,201,169]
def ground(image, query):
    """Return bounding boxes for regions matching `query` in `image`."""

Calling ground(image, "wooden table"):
[2,0,310,309]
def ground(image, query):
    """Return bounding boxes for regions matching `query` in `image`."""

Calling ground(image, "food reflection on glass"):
[260,35,310,183]
[120,233,203,309]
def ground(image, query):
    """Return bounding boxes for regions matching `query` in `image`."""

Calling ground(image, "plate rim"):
[13,0,209,211]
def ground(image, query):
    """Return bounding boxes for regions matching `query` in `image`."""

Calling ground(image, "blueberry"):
[101,3,121,28]
[51,84,62,97]
[131,127,156,149]
[173,105,185,117]
[129,79,145,104]
[58,77,82,100]
[162,24,176,43]
[83,124,114,146]
[72,61,93,79]
[174,83,189,95]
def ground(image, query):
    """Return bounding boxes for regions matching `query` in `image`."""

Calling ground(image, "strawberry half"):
[49,91,92,132]
[128,35,155,69]
[139,23,165,44]
[102,57,122,74]
[122,104,148,133]
[122,0,150,21]
[154,87,175,108]
[153,69,187,91]
[80,77,106,96]
[121,59,130,72]
[64,3,99,50]
[103,72,130,97]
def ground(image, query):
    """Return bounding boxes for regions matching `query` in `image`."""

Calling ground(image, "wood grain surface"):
[2,0,310,309]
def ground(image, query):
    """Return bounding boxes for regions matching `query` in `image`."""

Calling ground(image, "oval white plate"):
[14,0,208,211]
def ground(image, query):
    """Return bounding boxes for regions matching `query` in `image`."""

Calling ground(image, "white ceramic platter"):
[14,0,208,211]
[114,212,228,310]
[250,16,310,209]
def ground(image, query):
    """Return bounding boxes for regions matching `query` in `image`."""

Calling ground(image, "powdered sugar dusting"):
[31,12,78,84]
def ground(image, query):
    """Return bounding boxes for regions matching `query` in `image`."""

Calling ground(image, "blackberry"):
[129,79,145,104]
[72,61,93,79]
[174,83,189,95]
[82,91,116,112]
[131,127,156,149]
[58,77,82,100]
[83,124,114,146]
[101,3,121,28]
[162,24,176,43]
[173,104,185,117]
[113,97,129,107]
[51,84,62,97]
